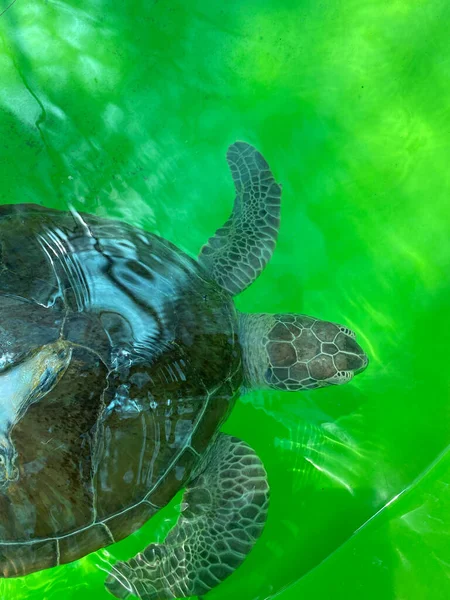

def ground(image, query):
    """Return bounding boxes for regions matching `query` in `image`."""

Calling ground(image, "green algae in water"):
[0,0,450,599]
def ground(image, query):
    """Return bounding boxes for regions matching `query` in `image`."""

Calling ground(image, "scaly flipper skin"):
[198,141,281,296]
[105,434,269,599]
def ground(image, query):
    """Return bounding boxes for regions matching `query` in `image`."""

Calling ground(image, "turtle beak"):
[335,330,369,377]
[356,354,369,374]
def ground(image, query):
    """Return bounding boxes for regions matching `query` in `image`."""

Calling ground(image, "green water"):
[0,0,449,598]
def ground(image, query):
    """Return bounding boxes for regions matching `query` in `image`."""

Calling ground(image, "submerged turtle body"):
[0,206,240,576]
[0,142,368,599]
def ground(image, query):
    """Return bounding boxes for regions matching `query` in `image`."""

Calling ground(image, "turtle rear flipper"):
[198,141,281,296]
[105,434,269,599]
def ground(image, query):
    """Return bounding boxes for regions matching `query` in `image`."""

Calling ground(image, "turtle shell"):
[0,204,242,577]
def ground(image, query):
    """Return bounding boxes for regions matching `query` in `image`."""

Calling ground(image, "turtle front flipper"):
[105,434,269,600]
[198,141,281,296]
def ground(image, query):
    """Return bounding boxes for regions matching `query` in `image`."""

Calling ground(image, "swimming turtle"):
[0,142,368,599]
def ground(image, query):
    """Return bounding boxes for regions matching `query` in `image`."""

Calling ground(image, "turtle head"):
[238,313,368,391]
[300,320,369,388]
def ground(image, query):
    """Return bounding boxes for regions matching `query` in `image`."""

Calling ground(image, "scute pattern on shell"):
[0,204,242,578]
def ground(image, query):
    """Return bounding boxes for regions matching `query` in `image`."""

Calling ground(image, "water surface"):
[0,1,449,599]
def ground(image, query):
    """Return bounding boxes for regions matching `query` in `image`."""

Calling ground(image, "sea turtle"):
[0,142,368,599]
